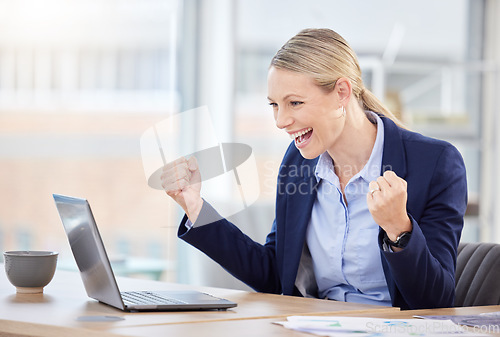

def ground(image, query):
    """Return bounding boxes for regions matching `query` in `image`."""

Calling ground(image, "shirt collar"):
[315,150,336,184]
[314,112,384,184]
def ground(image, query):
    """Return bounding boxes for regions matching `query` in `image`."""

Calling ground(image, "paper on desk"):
[414,311,500,328]
[480,311,500,317]
[275,316,489,336]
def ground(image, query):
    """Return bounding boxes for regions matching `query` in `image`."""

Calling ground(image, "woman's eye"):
[291,101,303,107]
[269,102,278,108]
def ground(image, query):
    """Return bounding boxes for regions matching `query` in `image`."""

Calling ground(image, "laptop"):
[52,193,237,312]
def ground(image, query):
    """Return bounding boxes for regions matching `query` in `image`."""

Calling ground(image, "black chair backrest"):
[455,242,500,307]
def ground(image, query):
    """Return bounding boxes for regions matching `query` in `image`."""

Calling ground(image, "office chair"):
[455,241,500,306]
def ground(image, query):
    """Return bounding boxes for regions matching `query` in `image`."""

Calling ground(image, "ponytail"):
[359,88,406,129]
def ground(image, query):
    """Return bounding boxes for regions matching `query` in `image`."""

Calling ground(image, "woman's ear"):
[334,77,352,105]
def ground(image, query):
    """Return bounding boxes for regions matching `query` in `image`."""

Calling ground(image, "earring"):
[336,106,346,119]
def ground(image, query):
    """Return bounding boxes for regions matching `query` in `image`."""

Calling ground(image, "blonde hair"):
[270,28,404,127]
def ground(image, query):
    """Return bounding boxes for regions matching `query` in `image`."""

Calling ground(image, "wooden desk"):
[2,267,498,337]
[105,305,500,337]
[0,267,393,336]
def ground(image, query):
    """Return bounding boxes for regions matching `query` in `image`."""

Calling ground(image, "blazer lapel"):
[378,116,408,306]
[380,116,407,179]
[281,157,319,295]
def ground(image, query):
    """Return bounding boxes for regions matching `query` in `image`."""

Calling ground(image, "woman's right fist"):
[160,156,203,222]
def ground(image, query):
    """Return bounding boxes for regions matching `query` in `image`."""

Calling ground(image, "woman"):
[161,28,467,310]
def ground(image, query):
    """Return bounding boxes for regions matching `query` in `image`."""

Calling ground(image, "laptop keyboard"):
[121,291,186,306]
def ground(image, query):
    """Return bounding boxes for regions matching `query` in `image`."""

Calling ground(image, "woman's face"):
[267,67,345,159]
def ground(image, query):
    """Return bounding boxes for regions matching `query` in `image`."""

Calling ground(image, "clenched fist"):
[160,156,203,223]
[367,170,412,244]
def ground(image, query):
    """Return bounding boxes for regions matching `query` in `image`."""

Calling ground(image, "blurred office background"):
[0,0,498,290]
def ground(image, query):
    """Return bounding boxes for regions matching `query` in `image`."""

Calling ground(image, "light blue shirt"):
[306,113,391,306]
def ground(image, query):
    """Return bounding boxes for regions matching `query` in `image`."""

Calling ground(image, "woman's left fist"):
[367,170,412,241]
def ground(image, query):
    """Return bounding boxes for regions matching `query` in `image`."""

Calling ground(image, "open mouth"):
[290,127,313,146]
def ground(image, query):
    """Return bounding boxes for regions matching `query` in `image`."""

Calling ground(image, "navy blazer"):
[178,116,467,310]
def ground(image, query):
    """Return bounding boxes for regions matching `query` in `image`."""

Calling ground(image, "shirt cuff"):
[184,200,223,232]
[379,215,416,253]
[382,239,394,252]
[185,218,195,231]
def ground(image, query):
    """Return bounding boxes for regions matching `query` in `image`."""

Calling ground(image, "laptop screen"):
[53,194,125,309]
